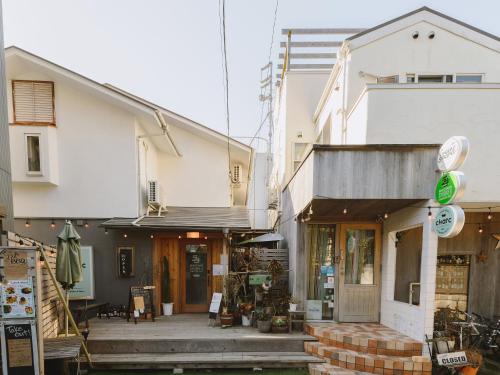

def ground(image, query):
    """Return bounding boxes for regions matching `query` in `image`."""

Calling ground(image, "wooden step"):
[86,351,324,369]
[309,363,372,375]
[305,342,432,375]
[88,336,314,354]
[305,323,423,357]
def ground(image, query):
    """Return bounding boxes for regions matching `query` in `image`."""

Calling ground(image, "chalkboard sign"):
[117,247,135,277]
[1,320,39,375]
[127,286,155,323]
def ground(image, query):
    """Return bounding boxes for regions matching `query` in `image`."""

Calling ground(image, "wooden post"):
[38,246,92,366]
[35,254,45,375]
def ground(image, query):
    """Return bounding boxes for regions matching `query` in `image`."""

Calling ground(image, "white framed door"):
[338,224,381,322]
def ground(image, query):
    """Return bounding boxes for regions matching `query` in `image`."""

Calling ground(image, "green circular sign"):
[435,171,465,205]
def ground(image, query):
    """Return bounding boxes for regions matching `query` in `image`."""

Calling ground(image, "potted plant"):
[289,296,299,312]
[161,256,174,316]
[256,312,272,333]
[240,302,253,327]
[272,315,288,333]
[220,275,234,328]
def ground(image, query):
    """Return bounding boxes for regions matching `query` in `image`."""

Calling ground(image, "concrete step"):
[88,336,314,354]
[305,342,432,375]
[305,323,423,357]
[87,351,324,369]
[309,363,372,375]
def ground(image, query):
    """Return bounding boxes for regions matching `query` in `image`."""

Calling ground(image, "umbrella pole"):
[65,290,69,336]
[38,246,92,366]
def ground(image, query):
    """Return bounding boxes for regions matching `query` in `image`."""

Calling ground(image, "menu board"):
[1,321,39,375]
[4,251,28,280]
[436,265,469,294]
[2,280,35,318]
[117,247,135,277]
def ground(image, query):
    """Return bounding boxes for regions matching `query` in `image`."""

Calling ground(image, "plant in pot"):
[256,311,272,333]
[220,275,234,328]
[288,296,299,312]
[161,256,174,316]
[271,315,288,333]
[240,302,253,327]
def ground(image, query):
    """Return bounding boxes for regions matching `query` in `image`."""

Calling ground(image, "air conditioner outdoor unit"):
[232,164,243,184]
[148,180,160,205]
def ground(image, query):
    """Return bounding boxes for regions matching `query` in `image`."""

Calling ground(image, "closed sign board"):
[437,351,468,367]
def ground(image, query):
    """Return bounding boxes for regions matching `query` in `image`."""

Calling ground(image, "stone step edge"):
[315,337,421,357]
[305,342,432,374]
[309,363,373,375]
[305,324,423,355]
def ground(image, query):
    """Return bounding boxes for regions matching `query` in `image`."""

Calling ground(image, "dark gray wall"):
[14,219,153,307]
[394,226,422,304]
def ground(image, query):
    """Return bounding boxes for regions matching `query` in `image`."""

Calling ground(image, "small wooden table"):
[288,310,306,333]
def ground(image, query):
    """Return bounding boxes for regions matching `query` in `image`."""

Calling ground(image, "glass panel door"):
[344,229,375,285]
[181,243,210,312]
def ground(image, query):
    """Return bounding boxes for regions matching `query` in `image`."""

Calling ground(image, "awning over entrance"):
[101,206,250,231]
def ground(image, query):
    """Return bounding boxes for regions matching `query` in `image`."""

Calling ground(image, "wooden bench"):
[71,302,110,325]
[44,336,82,375]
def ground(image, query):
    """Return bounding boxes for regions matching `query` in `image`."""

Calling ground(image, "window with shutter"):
[12,80,55,125]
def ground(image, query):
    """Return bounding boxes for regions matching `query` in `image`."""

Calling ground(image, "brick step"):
[309,363,373,375]
[305,323,423,357]
[305,342,432,375]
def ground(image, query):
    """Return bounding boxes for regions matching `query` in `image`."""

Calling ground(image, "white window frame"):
[24,133,43,176]
[292,142,308,172]
[455,73,483,83]
[406,73,484,84]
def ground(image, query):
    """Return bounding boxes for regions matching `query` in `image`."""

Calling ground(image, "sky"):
[3,0,500,152]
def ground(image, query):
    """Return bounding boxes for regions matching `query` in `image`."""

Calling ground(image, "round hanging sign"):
[433,205,465,238]
[435,171,466,205]
[437,136,469,172]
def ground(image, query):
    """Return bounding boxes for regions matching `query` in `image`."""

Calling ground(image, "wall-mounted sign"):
[435,171,466,205]
[1,280,35,318]
[249,274,272,285]
[433,205,465,238]
[69,246,95,300]
[1,320,40,375]
[4,251,28,281]
[437,136,469,172]
[117,247,135,278]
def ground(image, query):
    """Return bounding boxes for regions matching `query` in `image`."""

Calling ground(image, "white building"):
[273,7,500,344]
[6,46,260,312]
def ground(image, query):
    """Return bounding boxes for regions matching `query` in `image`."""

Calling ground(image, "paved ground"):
[89,369,308,375]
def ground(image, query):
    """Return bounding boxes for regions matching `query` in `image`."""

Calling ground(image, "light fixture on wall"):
[104,228,108,235]
[50,220,56,229]
[478,225,484,234]
[178,235,182,239]
[84,221,89,228]
[204,236,208,240]
[384,212,389,220]
[342,208,348,215]
[25,219,31,228]
[150,234,154,239]
[488,208,493,221]
[123,233,128,238]
[308,206,313,216]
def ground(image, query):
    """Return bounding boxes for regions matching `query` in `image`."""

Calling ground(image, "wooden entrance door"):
[180,240,212,312]
[338,224,381,322]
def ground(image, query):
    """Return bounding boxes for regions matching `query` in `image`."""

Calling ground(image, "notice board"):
[117,247,135,277]
[0,320,40,375]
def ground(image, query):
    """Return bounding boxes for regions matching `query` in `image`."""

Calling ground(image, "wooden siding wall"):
[153,236,224,314]
[7,232,63,338]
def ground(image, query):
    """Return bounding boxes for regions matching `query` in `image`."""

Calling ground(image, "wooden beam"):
[281,28,365,35]
[277,63,334,70]
[280,41,343,48]
[279,52,336,59]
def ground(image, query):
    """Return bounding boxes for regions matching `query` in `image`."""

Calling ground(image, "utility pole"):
[259,62,274,187]
[0,0,14,241]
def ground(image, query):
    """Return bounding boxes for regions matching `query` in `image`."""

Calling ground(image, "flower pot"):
[162,303,173,316]
[460,366,479,375]
[272,325,288,333]
[242,315,252,327]
[220,313,234,328]
[289,303,297,312]
[257,320,272,333]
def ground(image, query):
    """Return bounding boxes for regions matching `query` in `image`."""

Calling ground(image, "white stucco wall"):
[9,71,139,218]
[247,152,269,229]
[381,203,438,349]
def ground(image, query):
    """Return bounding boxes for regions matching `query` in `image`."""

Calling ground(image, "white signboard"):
[433,205,465,238]
[437,136,469,172]
[437,351,468,367]
[69,246,95,300]
[1,280,35,318]
[306,300,322,320]
[212,264,226,276]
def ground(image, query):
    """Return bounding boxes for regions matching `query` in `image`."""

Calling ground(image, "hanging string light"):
[50,220,56,229]
[150,234,154,239]
[427,207,433,220]
[84,221,89,228]
[384,212,389,219]
[343,208,348,215]
[478,225,484,234]
[104,228,108,235]
[488,208,493,221]
[25,219,31,228]
[123,233,128,238]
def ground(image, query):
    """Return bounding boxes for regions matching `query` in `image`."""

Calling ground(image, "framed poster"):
[69,246,95,300]
[117,247,135,278]
[2,280,35,318]
[0,320,40,375]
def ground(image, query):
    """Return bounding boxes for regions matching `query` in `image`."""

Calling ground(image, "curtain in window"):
[26,135,41,172]
[344,229,375,285]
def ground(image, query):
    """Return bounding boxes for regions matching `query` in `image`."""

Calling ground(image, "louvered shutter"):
[13,80,55,124]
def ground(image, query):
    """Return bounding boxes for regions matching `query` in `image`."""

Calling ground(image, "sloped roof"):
[5,46,251,153]
[101,206,250,230]
[347,6,500,43]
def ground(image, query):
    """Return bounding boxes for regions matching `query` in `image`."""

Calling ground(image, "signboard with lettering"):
[69,246,95,300]
[435,171,466,205]
[117,247,135,278]
[208,292,223,320]
[306,300,322,320]
[4,251,28,281]
[437,136,469,172]
[437,351,468,367]
[433,205,465,238]
[0,320,40,375]
[127,286,155,323]
[249,274,272,285]
[1,280,35,318]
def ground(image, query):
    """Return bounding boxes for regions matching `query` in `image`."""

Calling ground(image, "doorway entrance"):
[337,224,381,322]
[180,241,212,312]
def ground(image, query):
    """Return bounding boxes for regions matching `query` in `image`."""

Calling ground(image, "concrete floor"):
[87,313,312,341]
